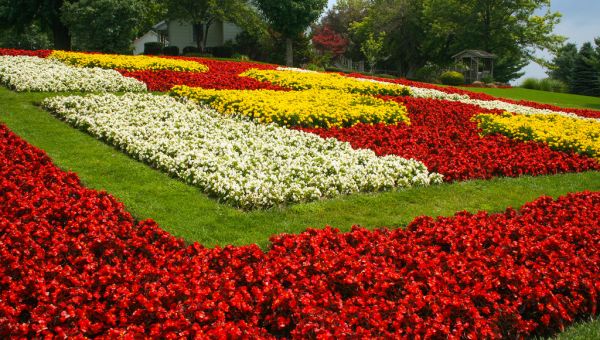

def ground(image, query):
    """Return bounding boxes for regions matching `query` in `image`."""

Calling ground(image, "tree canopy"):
[254,0,327,66]
[62,0,143,53]
[319,0,564,82]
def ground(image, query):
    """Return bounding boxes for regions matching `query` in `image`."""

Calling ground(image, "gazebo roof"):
[452,49,497,59]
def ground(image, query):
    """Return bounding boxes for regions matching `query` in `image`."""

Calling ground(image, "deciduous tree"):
[0,0,72,49]
[254,0,327,66]
[61,0,143,53]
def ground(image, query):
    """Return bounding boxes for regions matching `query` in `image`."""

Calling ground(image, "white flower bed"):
[0,56,146,92]
[276,66,599,121]
[42,93,442,209]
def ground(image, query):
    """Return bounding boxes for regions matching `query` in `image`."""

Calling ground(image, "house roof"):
[452,49,496,59]
[153,20,168,32]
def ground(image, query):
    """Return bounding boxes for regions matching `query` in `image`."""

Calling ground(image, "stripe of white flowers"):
[41,93,442,209]
[0,55,147,92]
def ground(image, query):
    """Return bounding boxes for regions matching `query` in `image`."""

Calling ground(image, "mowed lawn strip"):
[1,86,599,248]
[459,86,600,111]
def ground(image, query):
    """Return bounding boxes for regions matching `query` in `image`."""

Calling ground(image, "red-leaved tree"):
[312,25,348,56]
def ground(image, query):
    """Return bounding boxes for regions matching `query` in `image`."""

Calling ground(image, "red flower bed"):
[300,97,599,181]
[119,70,288,92]
[1,124,599,338]
[0,48,51,58]
[120,57,284,91]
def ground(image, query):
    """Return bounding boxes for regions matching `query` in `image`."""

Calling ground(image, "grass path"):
[459,86,600,110]
[1,87,599,248]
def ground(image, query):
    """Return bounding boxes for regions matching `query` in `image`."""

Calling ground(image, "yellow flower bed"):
[171,86,411,128]
[49,51,208,72]
[475,112,600,159]
[241,69,412,96]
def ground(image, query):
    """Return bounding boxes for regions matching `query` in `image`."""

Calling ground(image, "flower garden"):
[0,48,599,338]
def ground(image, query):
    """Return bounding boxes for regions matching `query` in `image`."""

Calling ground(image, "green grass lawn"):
[459,86,600,111]
[1,85,599,337]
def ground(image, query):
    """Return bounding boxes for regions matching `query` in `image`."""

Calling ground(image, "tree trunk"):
[196,24,205,52]
[203,20,214,55]
[285,38,294,66]
[52,19,71,50]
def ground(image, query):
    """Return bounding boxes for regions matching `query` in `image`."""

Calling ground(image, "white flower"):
[0,56,146,92]
[42,93,442,209]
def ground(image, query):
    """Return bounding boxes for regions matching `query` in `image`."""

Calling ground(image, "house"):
[133,20,242,55]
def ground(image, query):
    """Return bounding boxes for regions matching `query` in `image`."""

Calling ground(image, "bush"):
[183,52,213,58]
[415,64,441,83]
[439,71,465,86]
[232,53,250,61]
[143,42,162,55]
[162,45,179,56]
[539,78,568,93]
[305,63,325,72]
[521,78,540,89]
[521,78,568,93]
[481,75,495,84]
[212,45,234,58]
[183,46,201,55]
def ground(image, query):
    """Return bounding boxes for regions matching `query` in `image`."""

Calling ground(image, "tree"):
[0,22,52,49]
[350,0,426,76]
[421,0,564,82]
[0,0,72,49]
[570,42,600,97]
[254,0,327,66]
[319,0,371,60]
[547,43,578,84]
[62,0,143,53]
[312,25,348,57]
[167,0,254,52]
[360,32,386,73]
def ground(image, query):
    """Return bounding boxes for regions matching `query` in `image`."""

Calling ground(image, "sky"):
[325,0,600,83]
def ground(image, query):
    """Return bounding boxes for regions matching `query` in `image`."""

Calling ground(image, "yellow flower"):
[474,112,600,159]
[49,51,208,72]
[240,69,412,96]
[171,86,411,128]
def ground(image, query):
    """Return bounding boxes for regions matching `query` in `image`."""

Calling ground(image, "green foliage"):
[134,0,167,38]
[61,0,143,53]
[143,42,162,55]
[319,0,371,60]
[521,77,540,89]
[439,71,465,86]
[0,0,71,49]
[570,42,600,97]
[0,22,52,49]
[212,45,234,58]
[341,0,563,81]
[360,32,386,73]
[481,75,495,84]
[254,0,327,65]
[162,45,179,56]
[521,77,568,93]
[415,64,442,83]
[548,43,578,84]
[539,78,568,93]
